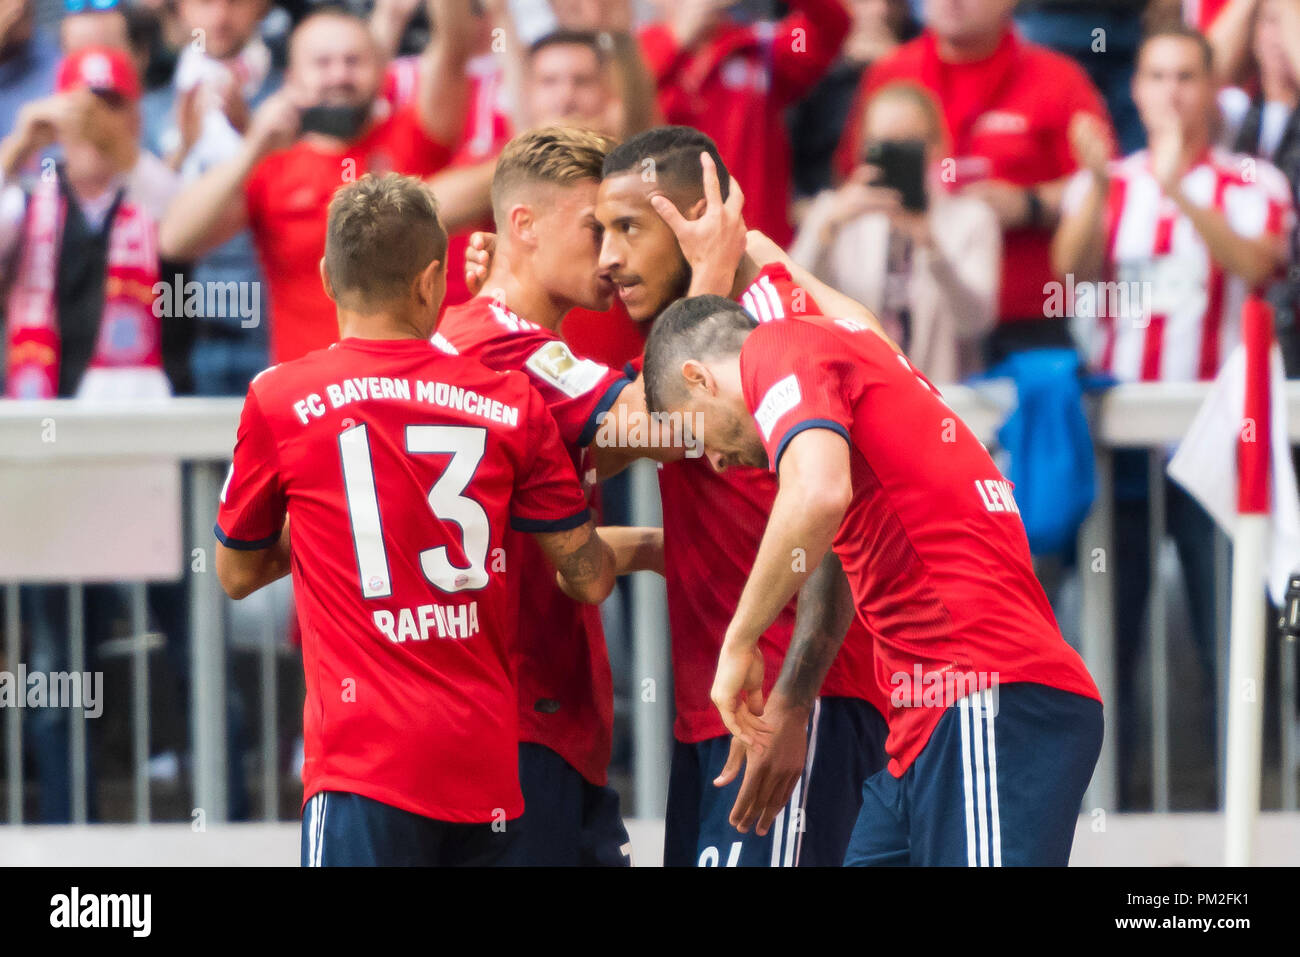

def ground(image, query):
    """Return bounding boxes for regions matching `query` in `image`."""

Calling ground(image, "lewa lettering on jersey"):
[754,373,802,441]
[525,340,609,398]
[373,600,481,642]
[975,478,1021,515]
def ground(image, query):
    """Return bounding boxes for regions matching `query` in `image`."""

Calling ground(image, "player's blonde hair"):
[324,173,448,308]
[490,126,616,229]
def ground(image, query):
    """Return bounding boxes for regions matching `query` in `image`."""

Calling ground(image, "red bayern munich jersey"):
[435,295,632,785]
[645,263,885,745]
[216,337,591,822]
[739,316,1101,776]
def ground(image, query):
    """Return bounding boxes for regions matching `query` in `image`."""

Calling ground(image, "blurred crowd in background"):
[1,0,1298,821]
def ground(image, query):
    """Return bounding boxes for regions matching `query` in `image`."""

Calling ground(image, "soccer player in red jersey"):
[214,174,616,866]
[436,127,675,866]
[641,296,1104,866]
[593,126,895,866]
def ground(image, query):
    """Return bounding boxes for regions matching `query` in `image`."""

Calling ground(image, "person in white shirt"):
[1052,23,1295,808]
[1054,26,1292,385]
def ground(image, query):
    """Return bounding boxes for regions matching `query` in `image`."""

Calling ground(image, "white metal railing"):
[0,384,1298,826]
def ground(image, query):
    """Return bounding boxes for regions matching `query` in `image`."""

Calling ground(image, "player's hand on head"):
[464,231,497,296]
[650,151,747,297]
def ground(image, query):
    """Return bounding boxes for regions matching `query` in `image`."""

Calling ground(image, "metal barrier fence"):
[0,384,1297,825]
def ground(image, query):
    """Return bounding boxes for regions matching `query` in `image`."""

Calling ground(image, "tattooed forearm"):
[777,551,854,709]
[534,521,616,603]
[553,530,605,586]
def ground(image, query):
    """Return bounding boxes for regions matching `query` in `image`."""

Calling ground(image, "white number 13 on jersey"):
[339,423,490,598]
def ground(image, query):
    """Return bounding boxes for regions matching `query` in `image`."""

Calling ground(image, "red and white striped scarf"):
[4,176,163,398]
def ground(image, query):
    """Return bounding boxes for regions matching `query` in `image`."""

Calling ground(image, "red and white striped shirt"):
[1063,147,1293,383]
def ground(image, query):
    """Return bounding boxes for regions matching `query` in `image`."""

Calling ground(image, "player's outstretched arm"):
[597,525,665,576]
[537,520,617,605]
[215,520,291,600]
[713,428,851,740]
[719,551,855,835]
[744,230,904,354]
[591,374,689,478]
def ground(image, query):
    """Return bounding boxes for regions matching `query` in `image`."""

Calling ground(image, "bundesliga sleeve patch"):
[754,373,802,441]
[524,341,609,398]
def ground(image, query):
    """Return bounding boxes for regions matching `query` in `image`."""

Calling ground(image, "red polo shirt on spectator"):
[640,0,849,248]
[245,103,453,363]
[834,29,1112,324]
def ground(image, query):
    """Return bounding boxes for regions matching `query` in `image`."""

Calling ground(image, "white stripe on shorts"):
[304,793,319,867]
[959,697,978,866]
[958,691,1003,867]
[983,689,1003,866]
[315,793,328,867]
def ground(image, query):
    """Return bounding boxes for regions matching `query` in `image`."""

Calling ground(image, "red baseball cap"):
[56,46,141,102]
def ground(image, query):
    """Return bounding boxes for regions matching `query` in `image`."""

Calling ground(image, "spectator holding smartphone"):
[159,0,473,364]
[791,81,999,382]
[834,0,1112,364]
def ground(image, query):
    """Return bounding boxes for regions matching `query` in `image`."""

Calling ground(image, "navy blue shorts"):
[502,742,631,866]
[665,697,889,867]
[845,683,1104,866]
[300,791,516,866]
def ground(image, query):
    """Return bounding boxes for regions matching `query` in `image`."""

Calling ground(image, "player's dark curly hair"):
[642,295,756,414]
[601,126,731,205]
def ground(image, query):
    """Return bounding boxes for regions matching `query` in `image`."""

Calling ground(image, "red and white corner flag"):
[1168,298,1300,604]
[1168,296,1299,865]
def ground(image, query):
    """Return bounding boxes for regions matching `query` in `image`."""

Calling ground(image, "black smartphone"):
[863,139,928,213]
[299,104,371,140]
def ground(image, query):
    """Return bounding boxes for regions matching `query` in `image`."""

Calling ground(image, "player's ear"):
[416,256,444,308]
[319,257,337,304]
[508,203,536,246]
[681,359,712,395]
[684,196,707,221]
